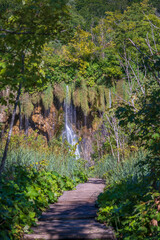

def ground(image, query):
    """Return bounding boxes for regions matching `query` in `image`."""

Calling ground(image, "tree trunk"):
[19,101,23,132]
[0,83,22,176]
[0,53,24,177]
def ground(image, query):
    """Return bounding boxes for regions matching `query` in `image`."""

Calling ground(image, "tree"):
[72,0,143,29]
[111,0,160,184]
[0,0,70,176]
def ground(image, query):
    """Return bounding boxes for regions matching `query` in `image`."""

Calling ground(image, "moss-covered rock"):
[53,83,66,103]
[21,93,34,117]
[42,85,53,110]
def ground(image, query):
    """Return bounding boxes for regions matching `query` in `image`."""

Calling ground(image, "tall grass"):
[1,147,87,180]
[89,151,149,184]
[0,141,149,186]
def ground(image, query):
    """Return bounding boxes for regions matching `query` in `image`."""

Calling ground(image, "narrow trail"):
[24,178,115,240]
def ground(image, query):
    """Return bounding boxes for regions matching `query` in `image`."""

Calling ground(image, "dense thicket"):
[69,0,160,28]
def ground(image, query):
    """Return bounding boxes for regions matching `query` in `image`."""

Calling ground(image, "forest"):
[0,0,160,239]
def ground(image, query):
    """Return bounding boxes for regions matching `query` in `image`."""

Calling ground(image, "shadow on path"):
[24,178,116,240]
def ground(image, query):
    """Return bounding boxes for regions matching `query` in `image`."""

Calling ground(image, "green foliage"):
[1,1,160,239]
[0,0,72,176]
[72,0,143,29]
[0,145,88,239]
[1,144,88,184]
[0,166,75,239]
[89,151,148,182]
[116,82,160,178]
[0,0,70,93]
[97,175,160,239]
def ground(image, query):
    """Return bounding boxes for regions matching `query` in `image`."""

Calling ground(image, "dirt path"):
[24,178,115,240]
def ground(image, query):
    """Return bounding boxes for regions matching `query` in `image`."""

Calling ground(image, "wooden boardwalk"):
[24,178,115,240]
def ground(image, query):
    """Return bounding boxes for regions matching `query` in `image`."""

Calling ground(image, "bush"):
[97,164,160,239]
[0,165,77,239]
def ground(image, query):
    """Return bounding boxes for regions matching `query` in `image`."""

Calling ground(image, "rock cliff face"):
[15,104,64,141]
[0,106,8,136]
[0,100,101,161]
[0,81,125,160]
[0,82,110,161]
[30,105,59,141]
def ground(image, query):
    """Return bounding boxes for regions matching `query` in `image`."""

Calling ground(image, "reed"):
[89,151,149,184]
[2,147,87,181]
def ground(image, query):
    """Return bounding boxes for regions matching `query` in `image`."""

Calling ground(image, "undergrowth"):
[88,151,148,183]
[96,153,160,240]
[4,147,87,183]
[0,147,87,240]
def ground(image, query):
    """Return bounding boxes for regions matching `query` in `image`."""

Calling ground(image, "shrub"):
[0,148,88,239]
[97,175,160,239]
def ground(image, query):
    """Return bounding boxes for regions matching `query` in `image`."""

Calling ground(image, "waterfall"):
[109,89,112,108]
[63,86,80,159]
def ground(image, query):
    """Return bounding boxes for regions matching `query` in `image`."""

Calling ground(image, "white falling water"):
[63,86,80,159]
[109,89,112,108]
